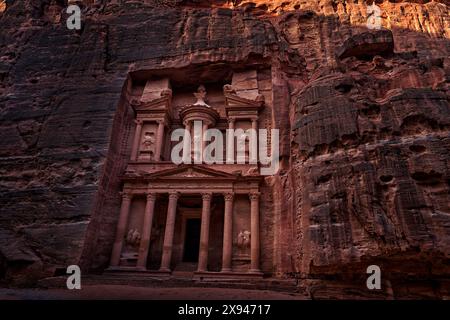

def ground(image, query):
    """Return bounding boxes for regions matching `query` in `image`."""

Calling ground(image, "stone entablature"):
[179,104,220,128]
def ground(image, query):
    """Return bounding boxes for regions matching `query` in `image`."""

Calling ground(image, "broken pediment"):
[131,94,172,112]
[224,89,265,108]
[224,70,265,108]
[131,78,173,121]
[141,78,171,103]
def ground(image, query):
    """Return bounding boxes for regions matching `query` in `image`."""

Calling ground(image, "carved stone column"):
[249,192,261,273]
[202,122,208,163]
[160,192,179,272]
[154,120,165,161]
[131,120,143,161]
[137,193,157,269]
[182,121,192,164]
[221,193,234,272]
[250,118,258,164]
[197,193,212,272]
[110,193,132,267]
[226,118,235,164]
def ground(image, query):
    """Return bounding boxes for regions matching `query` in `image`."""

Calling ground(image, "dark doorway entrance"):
[183,218,201,262]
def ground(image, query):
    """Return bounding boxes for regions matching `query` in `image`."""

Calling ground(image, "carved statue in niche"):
[237,230,251,254]
[125,229,141,247]
[142,131,155,149]
[142,131,155,159]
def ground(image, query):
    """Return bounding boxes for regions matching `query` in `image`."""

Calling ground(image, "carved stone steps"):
[38,273,304,295]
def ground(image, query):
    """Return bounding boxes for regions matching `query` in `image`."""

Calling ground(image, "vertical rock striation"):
[0,0,449,298]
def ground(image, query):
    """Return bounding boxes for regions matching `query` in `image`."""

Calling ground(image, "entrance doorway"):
[183,218,201,262]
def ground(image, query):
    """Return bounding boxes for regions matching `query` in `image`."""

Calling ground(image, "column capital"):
[168,191,180,200]
[183,120,192,127]
[202,193,213,201]
[249,192,260,201]
[146,193,157,201]
[134,119,143,125]
[119,192,132,201]
[156,119,165,125]
[224,193,234,202]
[227,118,235,125]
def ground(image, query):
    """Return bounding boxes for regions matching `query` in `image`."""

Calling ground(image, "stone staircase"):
[173,262,197,273]
[38,272,307,296]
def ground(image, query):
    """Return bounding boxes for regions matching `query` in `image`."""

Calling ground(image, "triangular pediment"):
[149,165,237,180]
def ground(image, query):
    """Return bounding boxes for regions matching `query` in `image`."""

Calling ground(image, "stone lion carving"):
[125,229,141,247]
[237,230,251,249]
[223,84,236,94]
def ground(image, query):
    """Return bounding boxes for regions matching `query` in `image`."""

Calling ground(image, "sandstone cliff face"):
[0,0,449,298]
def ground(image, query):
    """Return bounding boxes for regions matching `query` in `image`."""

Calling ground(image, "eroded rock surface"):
[0,0,449,298]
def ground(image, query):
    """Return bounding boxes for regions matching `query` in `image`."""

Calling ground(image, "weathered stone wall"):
[0,0,449,297]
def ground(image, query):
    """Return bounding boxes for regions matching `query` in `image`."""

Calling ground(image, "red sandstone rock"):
[0,0,449,298]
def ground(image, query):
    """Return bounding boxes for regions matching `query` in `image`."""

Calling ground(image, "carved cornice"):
[249,192,260,201]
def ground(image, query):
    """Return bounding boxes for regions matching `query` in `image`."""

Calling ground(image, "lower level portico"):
[108,165,263,279]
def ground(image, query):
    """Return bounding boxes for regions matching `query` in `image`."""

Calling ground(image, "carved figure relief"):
[237,230,251,250]
[142,132,155,150]
[125,229,141,247]
[194,85,208,105]
[142,131,155,159]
